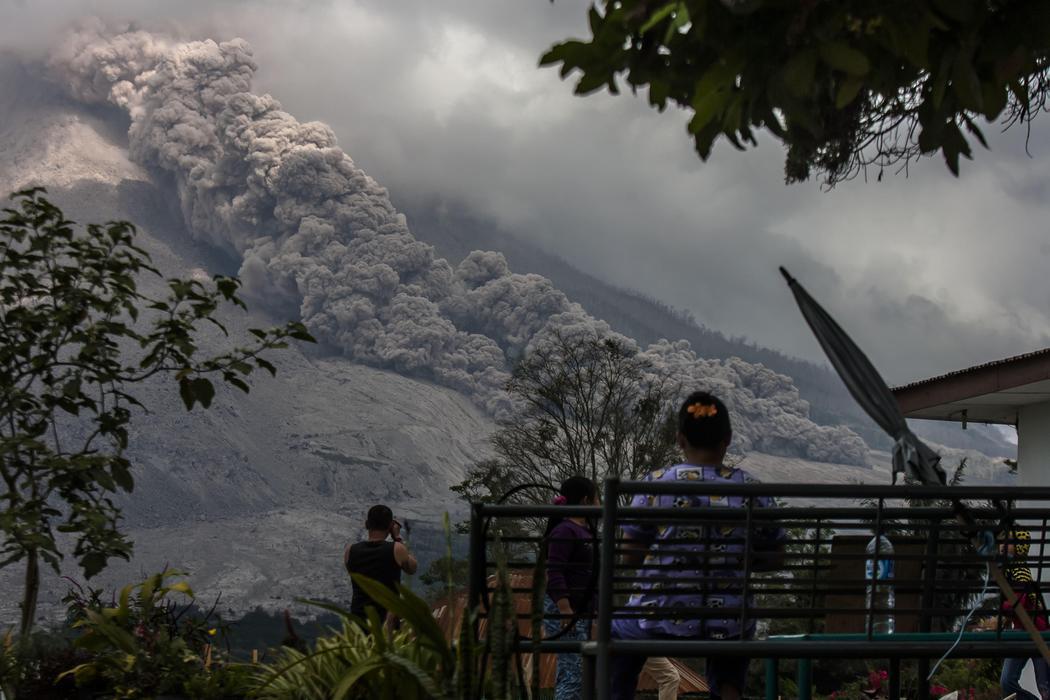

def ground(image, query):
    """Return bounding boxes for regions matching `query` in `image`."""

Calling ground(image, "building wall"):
[1019,401,1050,485]
[1017,398,1050,585]
[1014,401,1050,694]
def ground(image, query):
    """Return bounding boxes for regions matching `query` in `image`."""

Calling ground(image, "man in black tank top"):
[344,505,418,625]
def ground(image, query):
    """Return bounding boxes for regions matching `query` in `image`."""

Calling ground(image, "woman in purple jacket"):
[544,475,598,700]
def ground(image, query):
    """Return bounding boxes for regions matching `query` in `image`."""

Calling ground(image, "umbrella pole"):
[952,509,1050,666]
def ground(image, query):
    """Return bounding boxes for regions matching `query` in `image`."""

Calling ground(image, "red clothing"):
[1002,588,1049,631]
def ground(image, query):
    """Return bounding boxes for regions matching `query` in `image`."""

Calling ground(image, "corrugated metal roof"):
[891,347,1050,393]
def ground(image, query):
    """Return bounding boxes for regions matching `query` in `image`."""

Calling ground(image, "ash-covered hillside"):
[39,20,870,466]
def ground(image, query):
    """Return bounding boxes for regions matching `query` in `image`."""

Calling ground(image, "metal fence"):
[468,479,1050,699]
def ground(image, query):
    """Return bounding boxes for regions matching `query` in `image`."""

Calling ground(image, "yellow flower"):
[207,628,217,637]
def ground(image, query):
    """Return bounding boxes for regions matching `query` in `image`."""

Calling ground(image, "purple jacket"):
[546,519,595,612]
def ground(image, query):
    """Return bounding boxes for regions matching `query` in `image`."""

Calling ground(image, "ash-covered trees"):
[542,1,1050,186]
[454,329,680,505]
[0,190,313,636]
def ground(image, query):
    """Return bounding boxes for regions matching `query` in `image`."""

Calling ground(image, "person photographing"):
[344,504,418,627]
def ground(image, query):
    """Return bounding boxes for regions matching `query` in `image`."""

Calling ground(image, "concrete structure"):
[893,348,1050,484]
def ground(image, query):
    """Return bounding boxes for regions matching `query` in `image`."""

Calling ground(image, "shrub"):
[59,570,251,699]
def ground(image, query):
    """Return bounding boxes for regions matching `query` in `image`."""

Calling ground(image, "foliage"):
[828,659,999,698]
[542,0,1050,186]
[257,570,515,700]
[0,189,313,636]
[59,570,250,699]
[0,629,16,698]
[420,513,470,600]
[454,330,679,507]
[0,626,96,699]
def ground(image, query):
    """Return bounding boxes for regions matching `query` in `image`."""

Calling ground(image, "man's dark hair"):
[365,504,394,531]
[677,391,732,451]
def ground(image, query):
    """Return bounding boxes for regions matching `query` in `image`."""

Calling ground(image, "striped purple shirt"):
[622,462,785,639]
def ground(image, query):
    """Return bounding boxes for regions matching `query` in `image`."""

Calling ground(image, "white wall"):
[1014,401,1050,694]
[1019,401,1050,486]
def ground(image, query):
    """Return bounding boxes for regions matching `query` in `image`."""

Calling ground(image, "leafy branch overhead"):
[542,0,1050,185]
[0,189,314,636]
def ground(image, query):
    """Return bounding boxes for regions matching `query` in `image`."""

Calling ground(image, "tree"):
[0,190,314,637]
[454,330,679,506]
[542,0,1050,186]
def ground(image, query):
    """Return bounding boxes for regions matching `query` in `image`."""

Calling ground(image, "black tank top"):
[346,540,401,619]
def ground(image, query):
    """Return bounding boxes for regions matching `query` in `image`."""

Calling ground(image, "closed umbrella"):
[779,266,945,486]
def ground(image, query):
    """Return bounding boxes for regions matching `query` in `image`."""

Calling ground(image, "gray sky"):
[4,0,1050,384]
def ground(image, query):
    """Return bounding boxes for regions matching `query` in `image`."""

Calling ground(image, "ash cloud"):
[46,21,867,463]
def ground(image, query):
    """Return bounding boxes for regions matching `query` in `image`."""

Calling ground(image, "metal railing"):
[468,480,1050,699]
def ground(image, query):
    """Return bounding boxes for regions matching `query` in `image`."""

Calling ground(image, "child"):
[545,476,598,700]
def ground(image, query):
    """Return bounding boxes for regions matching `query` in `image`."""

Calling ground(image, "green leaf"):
[190,377,215,409]
[931,0,974,23]
[110,461,134,492]
[819,42,870,75]
[538,40,588,69]
[331,658,387,700]
[81,553,108,579]
[782,50,817,98]
[835,76,865,108]
[255,357,277,377]
[952,57,984,112]
[350,574,454,669]
[931,49,955,109]
[981,81,1008,120]
[639,2,677,35]
[689,92,728,133]
[227,376,250,393]
[178,377,196,410]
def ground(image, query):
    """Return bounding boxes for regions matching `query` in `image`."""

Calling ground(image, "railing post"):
[916,520,939,700]
[764,658,779,700]
[468,502,486,617]
[740,495,755,635]
[594,477,620,700]
[797,658,812,700]
[867,497,885,641]
[888,657,901,700]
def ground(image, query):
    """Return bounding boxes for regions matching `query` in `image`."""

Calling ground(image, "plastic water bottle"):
[865,535,895,634]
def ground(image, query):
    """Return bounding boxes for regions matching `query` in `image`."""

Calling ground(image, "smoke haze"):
[44,21,867,463]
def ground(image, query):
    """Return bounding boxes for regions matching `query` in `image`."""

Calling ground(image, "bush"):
[255,569,519,700]
[59,570,251,699]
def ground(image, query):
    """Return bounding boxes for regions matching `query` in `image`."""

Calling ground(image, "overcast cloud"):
[3,0,1049,384]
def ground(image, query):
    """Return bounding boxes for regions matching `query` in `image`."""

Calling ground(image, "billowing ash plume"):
[47,21,868,463]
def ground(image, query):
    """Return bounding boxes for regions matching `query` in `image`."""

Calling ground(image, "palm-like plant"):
[255,571,516,700]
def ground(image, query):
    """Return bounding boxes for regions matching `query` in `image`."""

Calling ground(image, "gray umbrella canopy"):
[780,267,946,486]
